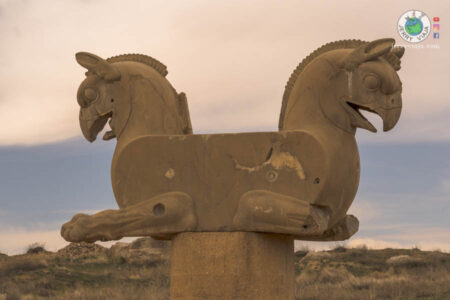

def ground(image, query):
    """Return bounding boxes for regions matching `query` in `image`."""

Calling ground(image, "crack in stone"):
[233,146,306,180]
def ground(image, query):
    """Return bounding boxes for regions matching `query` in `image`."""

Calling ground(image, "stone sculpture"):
[61,38,404,299]
[61,38,404,244]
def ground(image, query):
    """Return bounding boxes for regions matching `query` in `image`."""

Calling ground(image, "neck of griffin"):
[115,87,184,152]
[282,59,356,143]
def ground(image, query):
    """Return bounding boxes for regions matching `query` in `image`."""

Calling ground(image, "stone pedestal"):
[170,232,295,300]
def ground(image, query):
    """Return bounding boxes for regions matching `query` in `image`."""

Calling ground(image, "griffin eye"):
[84,88,98,101]
[363,74,380,90]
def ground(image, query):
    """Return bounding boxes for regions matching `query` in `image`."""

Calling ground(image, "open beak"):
[376,106,402,132]
[79,106,110,142]
[346,94,402,133]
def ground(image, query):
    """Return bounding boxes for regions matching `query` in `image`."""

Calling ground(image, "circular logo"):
[398,10,431,43]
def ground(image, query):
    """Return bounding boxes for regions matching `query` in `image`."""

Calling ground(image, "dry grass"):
[57,285,168,300]
[0,254,48,277]
[0,243,169,300]
[25,243,47,255]
[295,248,450,300]
[0,242,448,300]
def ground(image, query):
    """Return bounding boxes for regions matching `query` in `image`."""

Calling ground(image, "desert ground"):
[0,238,449,300]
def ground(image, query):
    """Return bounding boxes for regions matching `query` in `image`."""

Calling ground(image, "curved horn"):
[344,38,395,71]
[75,52,121,81]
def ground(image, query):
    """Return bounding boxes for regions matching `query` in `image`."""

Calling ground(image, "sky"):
[0,0,449,254]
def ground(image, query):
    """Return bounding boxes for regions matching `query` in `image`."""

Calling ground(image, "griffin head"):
[341,38,404,132]
[76,52,128,142]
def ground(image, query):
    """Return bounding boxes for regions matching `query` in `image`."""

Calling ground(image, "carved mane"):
[106,53,168,77]
[279,39,401,130]
[106,53,192,135]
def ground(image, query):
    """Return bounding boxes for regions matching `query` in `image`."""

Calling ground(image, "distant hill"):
[0,239,449,300]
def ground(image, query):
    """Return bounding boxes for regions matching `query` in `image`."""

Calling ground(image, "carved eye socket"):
[84,88,98,101]
[363,74,380,90]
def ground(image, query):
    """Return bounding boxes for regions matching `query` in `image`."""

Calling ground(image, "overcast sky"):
[0,0,449,254]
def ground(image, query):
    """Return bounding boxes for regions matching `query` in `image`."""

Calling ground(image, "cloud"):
[49,209,102,215]
[0,227,137,255]
[347,237,450,252]
[439,178,450,193]
[1,222,448,255]
[0,0,449,145]
[0,228,68,255]
[347,200,381,223]
[349,226,450,252]
[295,234,450,253]
[378,227,450,243]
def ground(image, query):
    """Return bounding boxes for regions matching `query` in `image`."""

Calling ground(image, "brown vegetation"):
[0,241,449,300]
[295,246,450,300]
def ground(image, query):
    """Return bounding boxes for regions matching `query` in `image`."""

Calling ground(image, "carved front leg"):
[232,190,329,236]
[61,192,197,242]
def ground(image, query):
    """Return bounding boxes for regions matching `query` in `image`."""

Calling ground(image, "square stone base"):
[170,232,295,300]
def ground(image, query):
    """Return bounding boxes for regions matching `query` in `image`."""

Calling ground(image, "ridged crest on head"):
[106,53,168,77]
[279,39,404,130]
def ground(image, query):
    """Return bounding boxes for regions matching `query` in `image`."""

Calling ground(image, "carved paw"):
[61,213,94,242]
[61,213,122,242]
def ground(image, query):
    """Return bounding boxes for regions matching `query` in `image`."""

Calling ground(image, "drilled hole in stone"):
[266,170,278,182]
[153,203,165,216]
[314,177,320,184]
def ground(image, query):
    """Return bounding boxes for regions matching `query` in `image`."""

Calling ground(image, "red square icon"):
[433,17,440,22]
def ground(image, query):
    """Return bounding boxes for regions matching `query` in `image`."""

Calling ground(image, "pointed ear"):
[344,38,395,71]
[75,52,121,81]
[391,46,405,59]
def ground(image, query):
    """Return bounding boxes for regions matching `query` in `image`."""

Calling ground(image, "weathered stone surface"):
[170,232,295,300]
[61,38,404,243]
[59,37,405,300]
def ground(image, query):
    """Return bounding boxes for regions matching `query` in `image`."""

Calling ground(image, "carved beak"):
[346,94,402,133]
[79,106,110,142]
[374,94,402,132]
[375,106,402,131]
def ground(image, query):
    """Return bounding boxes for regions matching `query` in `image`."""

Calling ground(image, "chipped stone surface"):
[233,147,306,180]
[269,151,306,180]
[165,168,175,179]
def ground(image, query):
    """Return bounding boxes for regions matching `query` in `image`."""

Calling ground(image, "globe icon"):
[405,17,423,36]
